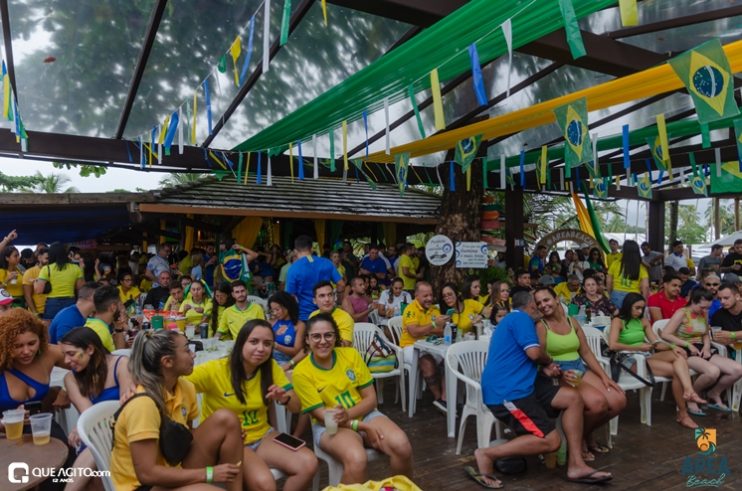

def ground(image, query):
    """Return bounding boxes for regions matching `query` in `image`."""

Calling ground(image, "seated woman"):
[111,330,244,491]
[463,276,489,305]
[490,304,508,326]
[660,288,742,414]
[609,293,706,428]
[342,277,375,323]
[533,287,626,460]
[179,280,213,325]
[61,327,131,491]
[570,276,618,317]
[488,280,511,313]
[267,292,305,369]
[440,282,488,337]
[209,282,233,337]
[375,277,411,321]
[293,314,413,484]
[187,319,317,491]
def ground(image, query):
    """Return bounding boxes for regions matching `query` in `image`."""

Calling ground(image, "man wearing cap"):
[0,288,13,314]
[698,244,724,280]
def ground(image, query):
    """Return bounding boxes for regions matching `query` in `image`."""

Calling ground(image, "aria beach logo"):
[680,428,729,488]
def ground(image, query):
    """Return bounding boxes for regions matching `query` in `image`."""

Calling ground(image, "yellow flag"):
[321,0,328,26]
[158,116,169,145]
[289,142,294,182]
[244,152,251,184]
[191,92,198,145]
[230,36,242,87]
[466,166,471,191]
[656,113,671,174]
[2,73,9,120]
[619,0,638,26]
[342,120,349,171]
[540,145,548,184]
[430,69,445,131]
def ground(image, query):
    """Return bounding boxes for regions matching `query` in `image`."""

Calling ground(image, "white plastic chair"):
[247,295,268,313]
[111,348,132,357]
[353,322,406,410]
[728,342,742,412]
[445,340,502,454]
[76,400,119,491]
[311,424,382,490]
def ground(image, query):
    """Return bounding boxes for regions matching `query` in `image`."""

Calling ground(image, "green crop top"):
[618,318,645,346]
[542,317,580,362]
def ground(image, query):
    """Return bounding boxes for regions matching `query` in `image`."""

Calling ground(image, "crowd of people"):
[1,228,741,490]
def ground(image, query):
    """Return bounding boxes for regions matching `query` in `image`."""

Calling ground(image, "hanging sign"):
[455,241,488,269]
[425,235,454,266]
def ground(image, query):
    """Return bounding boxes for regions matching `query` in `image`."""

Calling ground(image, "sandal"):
[464,465,504,489]
[588,443,610,454]
[582,450,595,462]
[566,470,613,484]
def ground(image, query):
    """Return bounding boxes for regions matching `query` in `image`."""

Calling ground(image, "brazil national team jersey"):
[292,347,374,415]
[186,357,291,444]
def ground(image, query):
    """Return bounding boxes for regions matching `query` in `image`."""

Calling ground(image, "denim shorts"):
[554,358,587,374]
[313,409,384,447]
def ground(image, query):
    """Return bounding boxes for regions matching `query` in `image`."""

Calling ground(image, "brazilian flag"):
[710,161,742,194]
[669,39,740,124]
[454,135,482,173]
[553,97,593,171]
[351,159,377,190]
[637,173,652,199]
[394,152,409,196]
[593,176,608,199]
[735,119,742,171]
[646,135,667,171]
[691,173,707,196]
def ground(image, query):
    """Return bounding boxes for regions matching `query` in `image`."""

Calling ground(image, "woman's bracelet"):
[277,395,291,406]
[731,332,737,341]
[288,359,296,368]
[205,466,214,483]
[350,419,359,432]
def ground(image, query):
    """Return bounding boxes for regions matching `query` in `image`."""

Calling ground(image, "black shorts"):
[683,343,719,358]
[488,375,560,438]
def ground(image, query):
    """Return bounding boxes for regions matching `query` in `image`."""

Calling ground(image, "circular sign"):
[425,235,454,266]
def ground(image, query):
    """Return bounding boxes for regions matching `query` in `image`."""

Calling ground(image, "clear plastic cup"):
[29,413,53,446]
[2,408,25,441]
[567,369,584,387]
[185,324,196,339]
[324,410,339,436]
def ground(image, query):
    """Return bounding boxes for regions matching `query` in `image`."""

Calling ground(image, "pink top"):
[349,294,371,322]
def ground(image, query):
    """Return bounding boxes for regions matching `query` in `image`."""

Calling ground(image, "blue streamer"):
[519,149,525,187]
[658,169,664,184]
[362,110,369,158]
[622,124,630,169]
[297,140,304,180]
[137,137,144,169]
[221,151,234,169]
[163,111,179,155]
[203,79,212,135]
[202,147,208,163]
[125,141,133,163]
[239,16,256,85]
[449,161,456,192]
[354,163,360,182]
[469,43,487,106]
[643,158,655,184]
[256,152,263,184]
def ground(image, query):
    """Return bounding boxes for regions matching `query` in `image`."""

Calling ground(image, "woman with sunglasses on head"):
[440,283,487,337]
[61,327,131,491]
[293,314,413,484]
[608,293,706,428]
[111,330,243,491]
[267,291,305,369]
[659,288,742,415]
[187,319,317,491]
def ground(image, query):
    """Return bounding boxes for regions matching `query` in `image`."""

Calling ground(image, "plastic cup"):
[29,413,53,446]
[324,410,339,436]
[175,317,187,332]
[2,408,25,441]
[567,369,584,387]
[185,324,196,339]
[151,315,164,330]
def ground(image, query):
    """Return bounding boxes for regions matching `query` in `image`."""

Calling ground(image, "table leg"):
[445,362,456,438]
[407,348,419,418]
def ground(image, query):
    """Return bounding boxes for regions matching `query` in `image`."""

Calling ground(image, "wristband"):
[289,359,296,368]
[351,419,359,432]
[205,466,214,483]
[731,332,737,340]
[670,343,676,349]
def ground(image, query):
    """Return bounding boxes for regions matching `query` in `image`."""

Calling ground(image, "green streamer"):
[280,0,292,46]
[689,152,697,176]
[558,0,586,59]
[408,85,426,139]
[217,54,227,73]
[329,129,336,172]
[701,123,711,148]
[237,152,244,183]
[482,159,489,190]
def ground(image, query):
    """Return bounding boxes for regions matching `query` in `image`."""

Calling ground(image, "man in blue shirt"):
[468,291,612,488]
[359,244,393,283]
[286,235,344,321]
[49,282,97,343]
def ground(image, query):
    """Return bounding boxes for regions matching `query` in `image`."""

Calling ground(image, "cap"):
[0,288,13,306]
[539,275,555,286]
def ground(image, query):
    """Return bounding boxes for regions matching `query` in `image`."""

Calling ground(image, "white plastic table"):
[407,339,457,438]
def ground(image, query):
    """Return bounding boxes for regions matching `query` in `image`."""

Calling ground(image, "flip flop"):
[464,466,504,489]
[687,408,707,417]
[589,443,611,454]
[706,403,733,413]
[566,470,613,484]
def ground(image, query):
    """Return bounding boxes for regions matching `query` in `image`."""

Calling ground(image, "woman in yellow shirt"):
[606,240,649,309]
[463,276,490,306]
[111,330,243,491]
[0,246,25,306]
[117,270,141,308]
[35,242,84,320]
[179,280,214,325]
[439,283,488,335]
[293,314,412,485]
[187,319,317,491]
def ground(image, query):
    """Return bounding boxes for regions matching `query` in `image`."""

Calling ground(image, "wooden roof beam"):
[326,0,469,27]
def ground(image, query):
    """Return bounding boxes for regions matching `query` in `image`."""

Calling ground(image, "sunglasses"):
[705,283,720,287]
[309,332,336,342]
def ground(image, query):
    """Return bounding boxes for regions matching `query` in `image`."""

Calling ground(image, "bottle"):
[443,322,452,346]
[544,451,557,469]
[455,326,463,343]
[576,304,587,325]
[556,437,567,466]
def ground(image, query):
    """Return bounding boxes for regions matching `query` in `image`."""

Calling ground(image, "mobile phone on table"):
[24,401,43,415]
[273,432,306,451]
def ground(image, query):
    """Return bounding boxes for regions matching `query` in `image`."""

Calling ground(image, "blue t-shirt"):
[482,310,540,405]
[285,255,342,321]
[49,305,87,344]
[708,299,722,319]
[272,320,297,364]
[360,256,388,276]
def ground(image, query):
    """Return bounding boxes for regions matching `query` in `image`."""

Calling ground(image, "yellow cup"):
[175,317,186,332]
[4,420,23,440]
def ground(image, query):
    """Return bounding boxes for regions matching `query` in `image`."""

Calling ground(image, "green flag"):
[454,135,482,172]
[351,159,377,190]
[734,119,742,169]
[394,152,409,196]
[668,39,740,124]
[646,135,667,171]
[710,161,742,194]
[553,97,593,172]
[637,172,652,199]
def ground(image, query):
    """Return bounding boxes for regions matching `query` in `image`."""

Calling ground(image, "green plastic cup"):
[400,302,408,315]
[151,315,164,330]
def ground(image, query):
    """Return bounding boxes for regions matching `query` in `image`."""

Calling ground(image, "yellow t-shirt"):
[401,299,441,347]
[22,266,47,313]
[309,307,354,344]
[450,299,484,334]
[139,277,152,292]
[217,302,266,340]
[111,381,199,491]
[293,347,374,414]
[162,295,183,312]
[118,285,141,305]
[187,358,291,444]
[608,261,649,293]
[606,252,623,269]
[477,294,490,305]
[179,297,213,324]
[397,254,417,290]
[37,263,83,298]
[84,318,115,352]
[0,268,24,298]
[554,283,579,304]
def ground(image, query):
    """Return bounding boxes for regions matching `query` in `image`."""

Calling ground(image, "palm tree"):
[159,173,208,189]
[33,172,79,193]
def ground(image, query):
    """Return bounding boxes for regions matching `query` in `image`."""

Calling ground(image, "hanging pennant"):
[553,97,593,176]
[237,152,244,183]
[342,120,349,171]
[240,16,256,85]
[466,166,472,191]
[362,110,369,158]
[559,167,565,191]
[408,84,426,139]
[448,160,456,192]
[2,62,10,121]
[594,176,608,198]
[149,127,155,166]
[351,159,377,190]
[383,97,391,155]
[138,136,144,169]
[321,0,328,26]
[734,118,742,172]
[558,0,586,59]
[591,132,599,177]
[156,123,164,162]
[267,154,273,186]
[289,142,295,182]
[312,134,318,179]
[229,36,242,86]
[500,19,513,97]
[280,0,292,46]
[507,166,516,190]
[203,79,213,135]
[244,152,251,184]
[163,111,179,156]
[482,159,489,190]
[262,0,272,73]
[715,147,722,177]
[430,68,445,131]
[621,124,631,178]
[468,43,488,106]
[297,140,305,180]
[619,0,638,27]
[518,148,526,187]
[499,154,506,189]
[256,152,263,184]
[615,175,621,190]
[329,128,336,172]
[217,54,227,74]
[539,145,548,184]
[177,106,184,154]
[454,135,482,172]
[656,113,671,175]
[395,153,410,195]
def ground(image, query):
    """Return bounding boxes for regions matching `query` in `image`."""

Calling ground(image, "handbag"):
[608,351,654,386]
[364,333,398,373]
[113,393,193,466]
[494,456,527,474]
[42,265,52,294]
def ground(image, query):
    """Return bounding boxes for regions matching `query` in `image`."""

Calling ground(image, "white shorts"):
[313,409,385,447]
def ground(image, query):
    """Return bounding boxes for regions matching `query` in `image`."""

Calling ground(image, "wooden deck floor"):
[311,385,742,490]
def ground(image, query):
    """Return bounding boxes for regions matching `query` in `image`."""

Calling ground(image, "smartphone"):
[273,432,306,451]
[24,401,43,415]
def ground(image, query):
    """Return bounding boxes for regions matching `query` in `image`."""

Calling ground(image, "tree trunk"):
[668,201,678,246]
[714,198,721,240]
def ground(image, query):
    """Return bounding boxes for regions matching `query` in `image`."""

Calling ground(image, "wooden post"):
[713,198,721,240]
[668,201,678,246]
[735,197,740,231]
[648,200,666,252]
[505,187,525,270]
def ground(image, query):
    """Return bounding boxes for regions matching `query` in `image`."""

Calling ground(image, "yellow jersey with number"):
[186,357,291,444]
[401,299,440,347]
[292,347,374,415]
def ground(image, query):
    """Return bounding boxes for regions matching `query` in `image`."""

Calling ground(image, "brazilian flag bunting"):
[734,119,742,172]
[593,176,608,199]
[637,173,652,199]
[454,135,482,173]
[394,152,410,196]
[553,97,593,171]
[691,173,707,196]
[710,161,742,195]
[668,39,740,124]
[646,135,667,171]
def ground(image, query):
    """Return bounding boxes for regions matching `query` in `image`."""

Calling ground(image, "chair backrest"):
[76,400,120,491]
[247,295,268,312]
[386,316,403,346]
[582,325,606,362]
[445,340,489,383]
[111,348,132,357]
[353,323,382,356]
[368,309,382,326]
[652,319,670,339]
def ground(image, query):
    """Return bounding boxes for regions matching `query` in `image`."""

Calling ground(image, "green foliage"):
[0,172,43,192]
[52,162,107,178]
[703,200,737,237]
[675,204,706,245]
[159,173,208,189]
[33,172,79,193]
[479,267,509,286]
